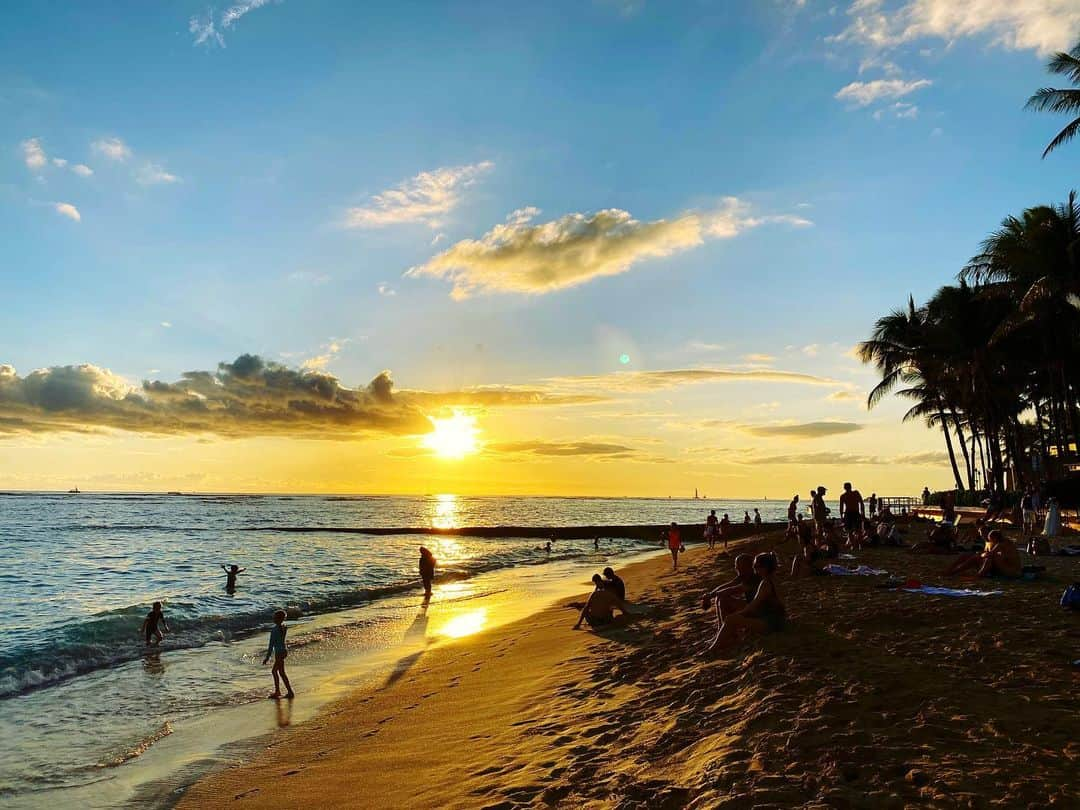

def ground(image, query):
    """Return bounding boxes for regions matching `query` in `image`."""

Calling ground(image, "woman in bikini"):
[705,553,785,653]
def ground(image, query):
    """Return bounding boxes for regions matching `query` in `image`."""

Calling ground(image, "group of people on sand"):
[573,567,632,628]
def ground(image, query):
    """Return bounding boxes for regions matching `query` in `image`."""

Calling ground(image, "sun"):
[421,411,481,459]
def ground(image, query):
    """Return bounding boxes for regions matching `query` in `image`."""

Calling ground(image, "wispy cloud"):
[301,339,346,371]
[136,163,181,185]
[71,164,93,177]
[545,367,844,393]
[343,161,493,229]
[744,353,776,364]
[190,0,278,47]
[836,77,931,107]
[92,137,132,162]
[51,157,67,168]
[377,283,397,297]
[489,439,643,459]
[21,138,47,170]
[827,390,864,403]
[831,0,1080,56]
[408,198,812,299]
[739,421,862,439]
[53,202,81,222]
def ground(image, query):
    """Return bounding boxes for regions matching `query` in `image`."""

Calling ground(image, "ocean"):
[0,492,786,807]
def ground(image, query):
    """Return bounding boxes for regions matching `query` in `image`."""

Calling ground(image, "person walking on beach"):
[705,510,719,550]
[667,522,683,570]
[419,546,436,597]
[719,513,732,552]
[141,601,169,647]
[221,564,246,594]
[868,493,878,518]
[263,609,294,699]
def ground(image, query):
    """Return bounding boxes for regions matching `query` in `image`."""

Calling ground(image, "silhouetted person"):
[667,522,682,570]
[141,601,169,647]
[419,546,436,596]
[602,566,625,601]
[222,563,246,593]
[263,609,294,699]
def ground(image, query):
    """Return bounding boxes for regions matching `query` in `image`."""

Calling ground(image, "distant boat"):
[167,491,183,496]
[67,487,80,494]
[694,488,700,500]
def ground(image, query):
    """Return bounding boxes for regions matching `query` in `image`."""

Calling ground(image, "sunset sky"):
[2,0,1079,496]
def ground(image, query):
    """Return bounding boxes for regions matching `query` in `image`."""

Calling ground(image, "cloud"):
[408,198,812,299]
[92,138,132,162]
[343,161,493,229]
[836,77,931,107]
[729,447,948,466]
[832,0,1080,55]
[52,157,67,168]
[137,163,180,185]
[744,353,776,364]
[302,339,345,371]
[801,344,820,357]
[21,138,47,170]
[827,390,864,403]
[0,354,596,440]
[160,321,172,328]
[71,164,93,177]
[377,283,397,297]
[190,0,277,47]
[488,439,642,459]
[54,203,81,222]
[546,367,844,394]
[740,421,863,438]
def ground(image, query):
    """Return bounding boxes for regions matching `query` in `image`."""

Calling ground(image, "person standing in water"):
[263,609,294,699]
[753,508,762,527]
[667,522,682,570]
[221,563,246,593]
[418,546,436,597]
[141,601,169,647]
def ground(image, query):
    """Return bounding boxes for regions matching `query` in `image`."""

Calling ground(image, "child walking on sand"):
[263,609,294,699]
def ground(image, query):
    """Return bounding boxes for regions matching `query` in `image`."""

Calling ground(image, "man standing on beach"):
[811,487,828,538]
[839,482,865,545]
[868,493,878,518]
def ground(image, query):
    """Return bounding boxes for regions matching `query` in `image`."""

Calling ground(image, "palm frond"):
[1026,88,1080,115]
[1046,50,1080,83]
[1042,116,1080,158]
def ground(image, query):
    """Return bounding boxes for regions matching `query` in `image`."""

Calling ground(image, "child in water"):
[263,609,294,699]
[141,601,169,647]
[221,563,246,593]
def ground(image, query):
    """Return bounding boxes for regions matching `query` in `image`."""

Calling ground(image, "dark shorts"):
[844,512,861,532]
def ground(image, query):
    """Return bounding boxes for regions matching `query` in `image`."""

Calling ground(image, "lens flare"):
[619,353,631,365]
[421,411,480,459]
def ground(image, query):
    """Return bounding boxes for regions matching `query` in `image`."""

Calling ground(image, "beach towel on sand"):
[902,586,1003,597]
[825,564,889,576]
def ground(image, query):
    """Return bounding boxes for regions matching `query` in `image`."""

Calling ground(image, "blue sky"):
[1,0,1078,494]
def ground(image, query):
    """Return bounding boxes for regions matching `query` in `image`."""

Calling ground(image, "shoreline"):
[177,527,1079,809]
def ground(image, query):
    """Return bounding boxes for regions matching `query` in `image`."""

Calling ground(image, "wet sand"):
[179,527,1079,808]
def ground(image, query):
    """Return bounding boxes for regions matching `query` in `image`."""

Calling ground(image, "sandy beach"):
[178,526,1079,809]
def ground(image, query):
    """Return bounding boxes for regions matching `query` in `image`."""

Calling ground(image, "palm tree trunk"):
[939,413,965,491]
[949,408,973,491]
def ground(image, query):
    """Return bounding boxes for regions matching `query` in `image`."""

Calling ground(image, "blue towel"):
[902,586,1002,597]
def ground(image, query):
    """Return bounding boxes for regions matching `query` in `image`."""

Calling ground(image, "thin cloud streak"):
[343,161,493,229]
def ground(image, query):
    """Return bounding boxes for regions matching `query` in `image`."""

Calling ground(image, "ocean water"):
[0,492,782,807]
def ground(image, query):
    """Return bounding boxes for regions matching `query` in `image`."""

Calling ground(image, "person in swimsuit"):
[812,486,829,539]
[418,546,436,596]
[786,495,800,539]
[705,553,785,653]
[719,514,732,552]
[702,554,761,618]
[221,564,246,593]
[868,493,878,518]
[573,576,635,629]
[705,510,719,550]
[839,482,865,545]
[667,522,682,570]
[141,601,169,646]
[943,529,1022,579]
[602,567,626,601]
[263,609,294,699]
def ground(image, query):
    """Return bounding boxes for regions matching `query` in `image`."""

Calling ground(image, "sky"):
[1,0,1079,496]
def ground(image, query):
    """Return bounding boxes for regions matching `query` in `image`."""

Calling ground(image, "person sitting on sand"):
[141,601,169,647]
[943,529,1022,579]
[419,546,437,596]
[573,579,635,629]
[909,519,960,554]
[221,564,246,593]
[791,530,829,577]
[263,609,294,699]
[667,522,683,570]
[706,553,785,653]
[602,567,626,601]
[702,554,761,617]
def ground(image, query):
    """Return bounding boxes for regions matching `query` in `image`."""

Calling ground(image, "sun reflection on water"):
[430,493,460,530]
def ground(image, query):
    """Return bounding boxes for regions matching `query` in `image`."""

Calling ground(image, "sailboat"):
[694,488,700,500]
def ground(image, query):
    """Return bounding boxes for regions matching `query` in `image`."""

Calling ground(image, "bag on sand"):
[1061,584,1080,610]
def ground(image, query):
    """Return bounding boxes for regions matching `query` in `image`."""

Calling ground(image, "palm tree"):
[1027,41,1080,158]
